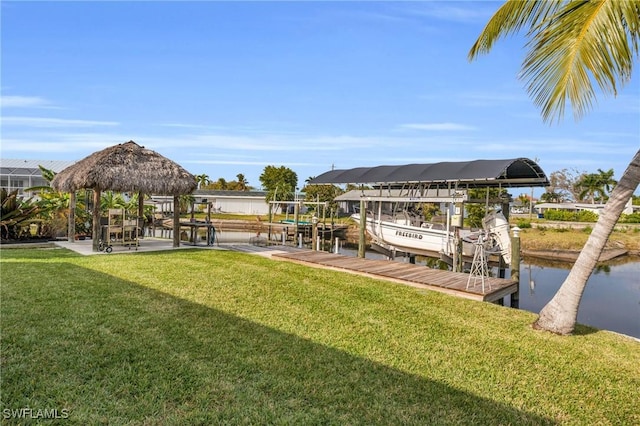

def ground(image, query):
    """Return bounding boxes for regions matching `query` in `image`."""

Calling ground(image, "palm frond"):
[523,0,639,122]
[468,1,562,59]
[470,0,640,124]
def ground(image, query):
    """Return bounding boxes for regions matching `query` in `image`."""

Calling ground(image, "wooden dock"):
[270,250,518,303]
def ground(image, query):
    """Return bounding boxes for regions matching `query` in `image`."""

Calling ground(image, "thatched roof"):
[51,141,197,195]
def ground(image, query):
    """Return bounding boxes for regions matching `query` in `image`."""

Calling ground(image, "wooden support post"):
[268,203,272,242]
[92,189,101,252]
[358,199,366,258]
[138,191,144,238]
[173,195,180,248]
[312,217,318,251]
[499,200,511,278]
[510,227,521,308]
[68,191,76,242]
[454,233,463,273]
[293,202,299,246]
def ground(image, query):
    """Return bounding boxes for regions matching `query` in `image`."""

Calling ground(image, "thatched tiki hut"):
[51,141,197,251]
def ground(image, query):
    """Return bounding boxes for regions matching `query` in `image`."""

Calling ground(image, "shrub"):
[576,210,598,222]
[516,220,532,228]
[0,189,41,240]
[543,209,597,222]
[619,213,640,223]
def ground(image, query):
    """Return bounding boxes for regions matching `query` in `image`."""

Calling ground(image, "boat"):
[351,208,511,265]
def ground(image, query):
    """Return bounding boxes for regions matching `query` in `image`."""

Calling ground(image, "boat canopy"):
[309,158,548,188]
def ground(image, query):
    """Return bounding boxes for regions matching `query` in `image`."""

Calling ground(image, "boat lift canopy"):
[309,158,548,189]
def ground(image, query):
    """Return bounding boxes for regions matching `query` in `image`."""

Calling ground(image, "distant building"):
[149,190,271,215]
[194,190,270,215]
[0,158,75,197]
[534,199,636,216]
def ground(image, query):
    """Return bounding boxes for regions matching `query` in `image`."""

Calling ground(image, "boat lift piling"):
[358,198,366,258]
[510,226,521,308]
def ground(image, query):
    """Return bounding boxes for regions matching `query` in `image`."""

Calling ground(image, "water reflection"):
[519,258,639,338]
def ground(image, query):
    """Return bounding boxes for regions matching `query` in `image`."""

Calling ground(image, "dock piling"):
[510,226,521,308]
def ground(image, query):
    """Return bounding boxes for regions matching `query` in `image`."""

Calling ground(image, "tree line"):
[540,167,625,204]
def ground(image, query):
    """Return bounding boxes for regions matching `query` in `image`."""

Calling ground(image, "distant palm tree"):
[236,174,248,191]
[540,191,562,203]
[577,168,618,204]
[215,178,227,190]
[470,0,640,335]
[596,168,617,200]
[195,174,210,190]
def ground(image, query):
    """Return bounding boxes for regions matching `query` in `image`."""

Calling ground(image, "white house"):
[149,190,272,215]
[534,198,635,216]
[0,158,75,197]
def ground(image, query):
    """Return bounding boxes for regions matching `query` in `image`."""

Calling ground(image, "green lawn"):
[1,248,638,425]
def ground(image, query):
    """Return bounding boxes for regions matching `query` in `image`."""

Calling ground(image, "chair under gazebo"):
[51,141,197,252]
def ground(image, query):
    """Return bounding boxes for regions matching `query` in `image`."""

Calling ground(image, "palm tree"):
[576,172,603,204]
[540,191,562,203]
[195,173,210,190]
[470,0,640,335]
[236,173,248,191]
[100,191,126,211]
[576,168,618,203]
[596,168,618,201]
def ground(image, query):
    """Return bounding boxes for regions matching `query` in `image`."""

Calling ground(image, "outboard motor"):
[482,210,512,265]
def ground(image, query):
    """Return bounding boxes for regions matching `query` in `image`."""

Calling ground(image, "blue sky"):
[2,1,639,196]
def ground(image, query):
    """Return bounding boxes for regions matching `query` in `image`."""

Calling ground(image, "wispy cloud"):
[398,122,477,131]
[159,123,228,130]
[146,133,383,152]
[2,116,119,128]
[186,159,315,167]
[1,95,53,108]
[403,4,495,24]
[455,90,529,107]
[0,134,126,154]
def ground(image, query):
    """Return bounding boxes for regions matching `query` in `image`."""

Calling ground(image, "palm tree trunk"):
[173,195,180,248]
[533,150,640,335]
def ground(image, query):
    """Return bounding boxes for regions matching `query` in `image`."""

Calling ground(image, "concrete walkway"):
[54,237,225,256]
[53,238,302,257]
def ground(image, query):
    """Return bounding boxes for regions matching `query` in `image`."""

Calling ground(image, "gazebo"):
[51,140,197,251]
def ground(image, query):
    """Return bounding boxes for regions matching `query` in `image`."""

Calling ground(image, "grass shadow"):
[2,259,556,425]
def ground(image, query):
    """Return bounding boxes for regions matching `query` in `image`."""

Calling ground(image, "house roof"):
[310,158,548,188]
[1,159,77,176]
[194,189,268,198]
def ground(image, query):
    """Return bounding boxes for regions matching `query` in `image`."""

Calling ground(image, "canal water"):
[518,258,639,339]
[201,228,640,339]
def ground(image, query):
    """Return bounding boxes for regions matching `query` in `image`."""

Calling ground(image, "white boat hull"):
[352,211,511,265]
